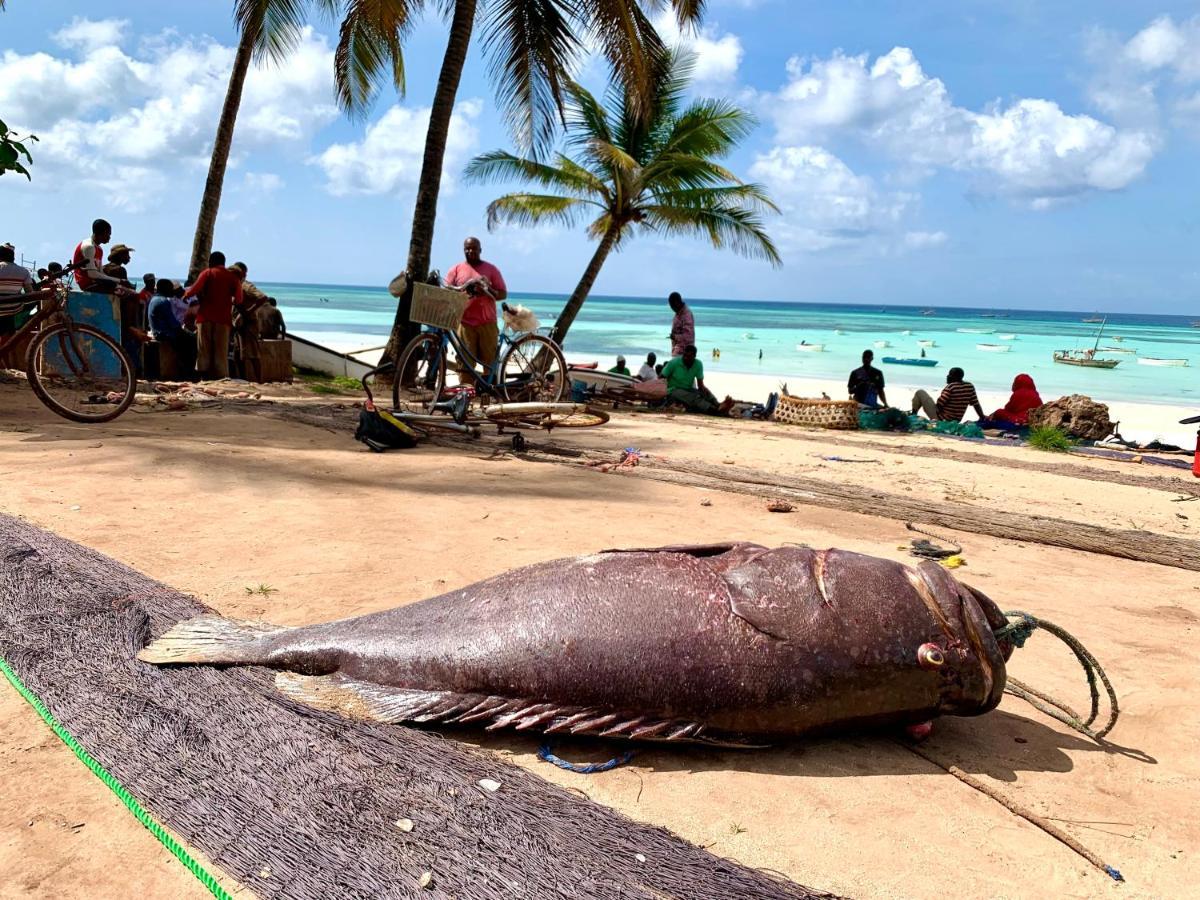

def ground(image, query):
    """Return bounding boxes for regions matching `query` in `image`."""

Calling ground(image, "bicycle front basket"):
[411,283,470,331]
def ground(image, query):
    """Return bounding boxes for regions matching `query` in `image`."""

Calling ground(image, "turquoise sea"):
[258,282,1200,407]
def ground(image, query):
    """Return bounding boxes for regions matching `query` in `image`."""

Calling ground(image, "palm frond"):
[641,201,782,265]
[650,183,781,215]
[483,0,581,155]
[486,193,599,230]
[234,0,310,61]
[572,0,665,122]
[564,82,614,150]
[657,99,758,160]
[612,46,693,159]
[464,149,607,200]
[334,0,415,114]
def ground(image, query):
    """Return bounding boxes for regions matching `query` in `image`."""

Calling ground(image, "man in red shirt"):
[183,251,243,380]
[72,219,126,294]
[443,236,507,384]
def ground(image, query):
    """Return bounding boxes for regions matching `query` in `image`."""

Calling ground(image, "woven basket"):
[772,395,860,430]
[411,283,470,330]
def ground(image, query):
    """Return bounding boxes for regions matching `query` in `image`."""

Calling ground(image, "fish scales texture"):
[142,544,1012,743]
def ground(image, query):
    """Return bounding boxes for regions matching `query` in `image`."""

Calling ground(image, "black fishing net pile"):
[0,514,837,899]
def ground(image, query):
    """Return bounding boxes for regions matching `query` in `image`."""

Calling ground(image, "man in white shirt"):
[637,352,658,381]
[0,243,36,335]
[72,219,126,295]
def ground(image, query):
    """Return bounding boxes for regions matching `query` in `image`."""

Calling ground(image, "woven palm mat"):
[0,514,836,900]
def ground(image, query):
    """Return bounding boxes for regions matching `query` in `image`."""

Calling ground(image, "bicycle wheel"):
[25,323,135,423]
[484,402,608,429]
[499,334,568,403]
[392,332,446,413]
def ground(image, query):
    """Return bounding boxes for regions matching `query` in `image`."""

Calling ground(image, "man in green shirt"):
[660,344,734,416]
[607,355,631,376]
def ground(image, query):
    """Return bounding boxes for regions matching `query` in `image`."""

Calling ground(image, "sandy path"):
[1,382,1197,899]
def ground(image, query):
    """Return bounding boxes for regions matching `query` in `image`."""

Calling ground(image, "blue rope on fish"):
[993,613,1037,648]
[538,743,635,774]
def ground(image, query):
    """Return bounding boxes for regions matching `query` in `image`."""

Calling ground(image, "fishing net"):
[0,514,836,900]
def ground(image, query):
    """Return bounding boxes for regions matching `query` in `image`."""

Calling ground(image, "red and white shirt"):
[72,237,118,292]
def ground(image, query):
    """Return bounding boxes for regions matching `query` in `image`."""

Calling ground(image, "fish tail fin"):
[137,615,281,665]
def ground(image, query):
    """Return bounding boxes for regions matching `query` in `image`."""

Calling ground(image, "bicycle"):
[0,262,136,423]
[391,284,570,414]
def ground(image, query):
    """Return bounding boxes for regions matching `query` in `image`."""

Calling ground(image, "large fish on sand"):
[139,544,1015,745]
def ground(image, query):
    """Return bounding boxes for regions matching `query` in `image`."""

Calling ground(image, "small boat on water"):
[742,332,757,340]
[900,329,912,335]
[997,333,1017,340]
[916,339,937,348]
[833,329,846,336]
[873,340,891,348]
[1054,317,1120,368]
[795,343,825,352]
[1138,357,1190,367]
[957,328,994,334]
[1082,315,1104,323]
[881,357,938,367]
[921,309,936,316]
[976,343,1011,353]
[1112,336,1125,342]
[1098,346,1136,354]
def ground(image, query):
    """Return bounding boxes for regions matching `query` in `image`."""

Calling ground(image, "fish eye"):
[918,643,945,669]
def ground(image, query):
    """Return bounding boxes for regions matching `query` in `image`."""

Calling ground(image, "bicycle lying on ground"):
[391,284,570,413]
[0,262,136,423]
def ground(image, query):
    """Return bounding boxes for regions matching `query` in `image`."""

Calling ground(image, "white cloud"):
[903,230,948,250]
[1090,16,1200,135]
[653,14,743,86]
[0,25,338,211]
[53,17,129,50]
[314,100,482,197]
[749,145,918,252]
[768,46,1156,206]
[243,172,284,194]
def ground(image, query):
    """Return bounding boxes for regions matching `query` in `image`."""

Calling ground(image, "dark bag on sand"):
[355,408,420,452]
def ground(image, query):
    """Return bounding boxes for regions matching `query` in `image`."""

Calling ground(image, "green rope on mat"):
[996,611,1119,741]
[0,655,233,900]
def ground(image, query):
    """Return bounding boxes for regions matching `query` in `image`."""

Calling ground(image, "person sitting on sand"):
[661,344,735,416]
[148,278,197,380]
[608,355,631,376]
[912,367,985,422]
[637,352,657,381]
[848,349,888,409]
[444,236,507,384]
[668,292,694,357]
[990,373,1043,426]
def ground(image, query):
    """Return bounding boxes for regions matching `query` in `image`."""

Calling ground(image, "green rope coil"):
[0,655,233,900]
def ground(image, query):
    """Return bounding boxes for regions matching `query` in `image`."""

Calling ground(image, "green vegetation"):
[244,584,278,597]
[1028,425,1075,453]
[295,369,362,395]
[0,119,37,180]
[467,51,780,347]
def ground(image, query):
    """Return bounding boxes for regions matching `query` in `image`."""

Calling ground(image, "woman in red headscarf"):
[991,373,1043,426]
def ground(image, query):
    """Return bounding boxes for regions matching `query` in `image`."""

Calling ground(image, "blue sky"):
[2,1,1199,313]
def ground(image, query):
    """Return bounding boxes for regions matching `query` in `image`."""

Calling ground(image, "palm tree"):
[465,51,780,347]
[377,0,707,365]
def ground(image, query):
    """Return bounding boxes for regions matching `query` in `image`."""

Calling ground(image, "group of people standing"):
[1,219,286,383]
[848,349,1044,427]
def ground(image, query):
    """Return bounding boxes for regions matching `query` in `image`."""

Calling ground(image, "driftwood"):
[0,514,835,900]
[520,444,1200,574]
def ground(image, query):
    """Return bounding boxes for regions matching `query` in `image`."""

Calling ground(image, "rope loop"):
[538,742,635,774]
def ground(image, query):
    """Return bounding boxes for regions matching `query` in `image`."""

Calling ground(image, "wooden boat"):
[976,343,1011,353]
[1054,317,1120,369]
[1097,346,1136,354]
[1138,357,1190,367]
[833,329,846,335]
[900,329,912,335]
[290,333,377,380]
[795,343,825,352]
[567,366,639,389]
[881,357,938,367]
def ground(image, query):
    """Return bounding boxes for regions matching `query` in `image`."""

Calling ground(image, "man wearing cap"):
[72,219,126,295]
[228,262,268,382]
[608,356,631,376]
[184,251,243,380]
[444,236,507,384]
[104,243,149,375]
[0,243,36,337]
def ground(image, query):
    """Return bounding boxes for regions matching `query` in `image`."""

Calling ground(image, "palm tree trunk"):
[382,0,478,366]
[188,26,255,282]
[550,224,621,348]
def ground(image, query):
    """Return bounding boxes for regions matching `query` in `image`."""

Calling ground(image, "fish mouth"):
[915,563,1009,715]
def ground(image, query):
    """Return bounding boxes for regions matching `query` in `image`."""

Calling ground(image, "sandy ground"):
[1,379,1198,900]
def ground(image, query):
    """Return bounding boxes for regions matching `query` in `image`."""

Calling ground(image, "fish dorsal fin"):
[274,673,763,747]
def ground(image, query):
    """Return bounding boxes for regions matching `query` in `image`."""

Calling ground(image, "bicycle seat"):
[1181,414,1200,425]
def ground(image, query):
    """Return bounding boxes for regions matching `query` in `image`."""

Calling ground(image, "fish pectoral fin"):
[274,672,489,725]
[727,595,791,641]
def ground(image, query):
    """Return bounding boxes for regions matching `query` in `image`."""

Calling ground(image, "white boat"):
[1098,346,1136,354]
[957,328,994,334]
[291,333,376,379]
[1112,336,1125,342]
[916,339,937,348]
[900,329,912,335]
[742,332,756,340]
[567,366,639,389]
[795,343,826,352]
[873,340,891,348]
[1138,357,1189,367]
[833,329,846,336]
[997,333,1017,340]
[976,343,1011,353]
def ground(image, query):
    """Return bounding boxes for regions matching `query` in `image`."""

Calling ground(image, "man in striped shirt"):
[912,367,985,422]
[0,243,35,335]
